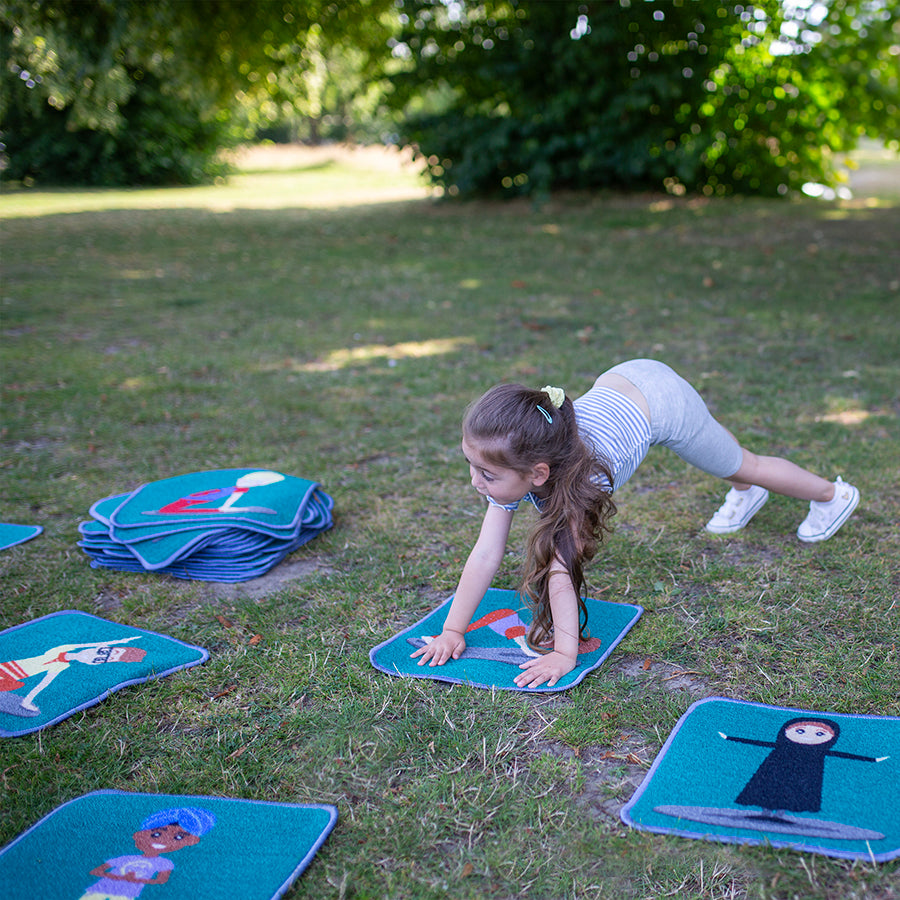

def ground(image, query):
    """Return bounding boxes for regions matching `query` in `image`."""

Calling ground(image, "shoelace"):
[716,491,745,517]
[803,499,833,528]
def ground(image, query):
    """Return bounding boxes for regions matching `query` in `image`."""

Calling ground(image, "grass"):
[1,143,899,899]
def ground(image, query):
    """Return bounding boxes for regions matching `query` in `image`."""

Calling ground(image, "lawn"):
[1,143,898,899]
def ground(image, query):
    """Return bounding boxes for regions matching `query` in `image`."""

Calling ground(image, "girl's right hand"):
[411,630,466,666]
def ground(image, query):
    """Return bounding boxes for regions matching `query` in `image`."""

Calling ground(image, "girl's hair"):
[463,383,616,649]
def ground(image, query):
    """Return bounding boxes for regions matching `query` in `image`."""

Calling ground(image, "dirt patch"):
[190,557,334,602]
[697,541,787,568]
[91,556,333,612]
[572,732,659,822]
[616,656,712,698]
[530,656,716,822]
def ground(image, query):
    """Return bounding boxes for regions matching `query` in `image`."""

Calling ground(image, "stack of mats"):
[78,469,334,582]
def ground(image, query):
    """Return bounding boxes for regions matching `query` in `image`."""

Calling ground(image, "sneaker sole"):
[705,490,769,534]
[797,488,860,543]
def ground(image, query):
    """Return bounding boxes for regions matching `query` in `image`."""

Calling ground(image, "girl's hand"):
[514,651,576,688]
[411,630,466,666]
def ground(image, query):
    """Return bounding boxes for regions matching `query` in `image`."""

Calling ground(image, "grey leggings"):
[604,359,744,479]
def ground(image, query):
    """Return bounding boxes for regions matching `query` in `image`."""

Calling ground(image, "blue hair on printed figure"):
[140,806,217,836]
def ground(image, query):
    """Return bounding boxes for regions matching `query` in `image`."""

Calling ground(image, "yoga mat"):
[370,587,642,692]
[621,697,899,862]
[0,611,208,737]
[0,790,338,900]
[79,470,334,581]
[79,536,317,582]
[0,523,42,551]
[109,470,324,532]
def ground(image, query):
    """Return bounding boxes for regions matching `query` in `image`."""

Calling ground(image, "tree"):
[0,0,396,185]
[386,0,900,197]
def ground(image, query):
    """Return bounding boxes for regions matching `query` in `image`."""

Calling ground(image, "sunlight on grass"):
[118,377,149,391]
[0,145,430,219]
[817,409,873,425]
[119,269,157,280]
[262,337,477,373]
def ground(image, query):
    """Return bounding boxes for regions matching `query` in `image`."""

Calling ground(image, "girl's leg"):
[709,431,859,540]
[600,361,857,536]
[725,446,835,503]
[704,418,835,534]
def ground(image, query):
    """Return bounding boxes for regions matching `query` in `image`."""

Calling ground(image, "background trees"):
[0,0,395,184]
[2,0,898,194]
[387,0,900,197]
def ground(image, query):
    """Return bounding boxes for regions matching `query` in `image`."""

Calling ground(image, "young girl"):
[412,359,859,688]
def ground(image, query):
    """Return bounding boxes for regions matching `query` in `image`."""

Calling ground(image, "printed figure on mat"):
[413,360,859,688]
[409,607,602,666]
[652,715,890,841]
[80,806,215,899]
[145,471,285,516]
[721,718,889,816]
[0,637,145,716]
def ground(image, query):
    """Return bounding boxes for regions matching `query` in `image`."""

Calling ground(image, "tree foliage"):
[3,0,898,193]
[387,0,900,197]
[0,0,395,185]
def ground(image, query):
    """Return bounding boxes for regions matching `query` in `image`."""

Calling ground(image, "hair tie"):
[541,385,565,409]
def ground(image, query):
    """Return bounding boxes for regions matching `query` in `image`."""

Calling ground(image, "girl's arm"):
[513,562,579,688]
[412,503,514,666]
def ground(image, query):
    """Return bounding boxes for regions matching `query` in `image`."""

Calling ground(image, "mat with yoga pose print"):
[0,790,338,900]
[621,697,899,862]
[0,611,208,737]
[370,587,642,692]
[79,469,334,582]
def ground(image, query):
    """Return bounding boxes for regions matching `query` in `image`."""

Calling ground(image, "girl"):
[412,359,859,688]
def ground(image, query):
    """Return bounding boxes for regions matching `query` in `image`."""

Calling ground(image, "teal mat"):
[0,523,42,551]
[109,470,322,532]
[0,790,337,900]
[370,587,642,692]
[621,697,899,862]
[78,469,334,581]
[0,611,208,737]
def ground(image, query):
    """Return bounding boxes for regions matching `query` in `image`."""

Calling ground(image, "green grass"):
[1,144,899,899]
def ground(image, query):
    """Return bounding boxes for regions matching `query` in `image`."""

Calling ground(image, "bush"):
[1,73,232,187]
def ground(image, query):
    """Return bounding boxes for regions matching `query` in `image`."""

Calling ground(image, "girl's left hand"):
[514,651,576,688]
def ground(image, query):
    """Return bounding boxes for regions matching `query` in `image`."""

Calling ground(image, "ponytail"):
[520,397,615,648]
[463,384,616,648]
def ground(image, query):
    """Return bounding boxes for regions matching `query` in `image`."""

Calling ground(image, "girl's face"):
[462,437,544,506]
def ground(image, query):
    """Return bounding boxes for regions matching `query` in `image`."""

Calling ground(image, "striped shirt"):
[574,386,651,491]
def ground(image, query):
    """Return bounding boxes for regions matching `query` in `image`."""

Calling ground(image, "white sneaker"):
[705,485,769,534]
[797,477,860,543]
